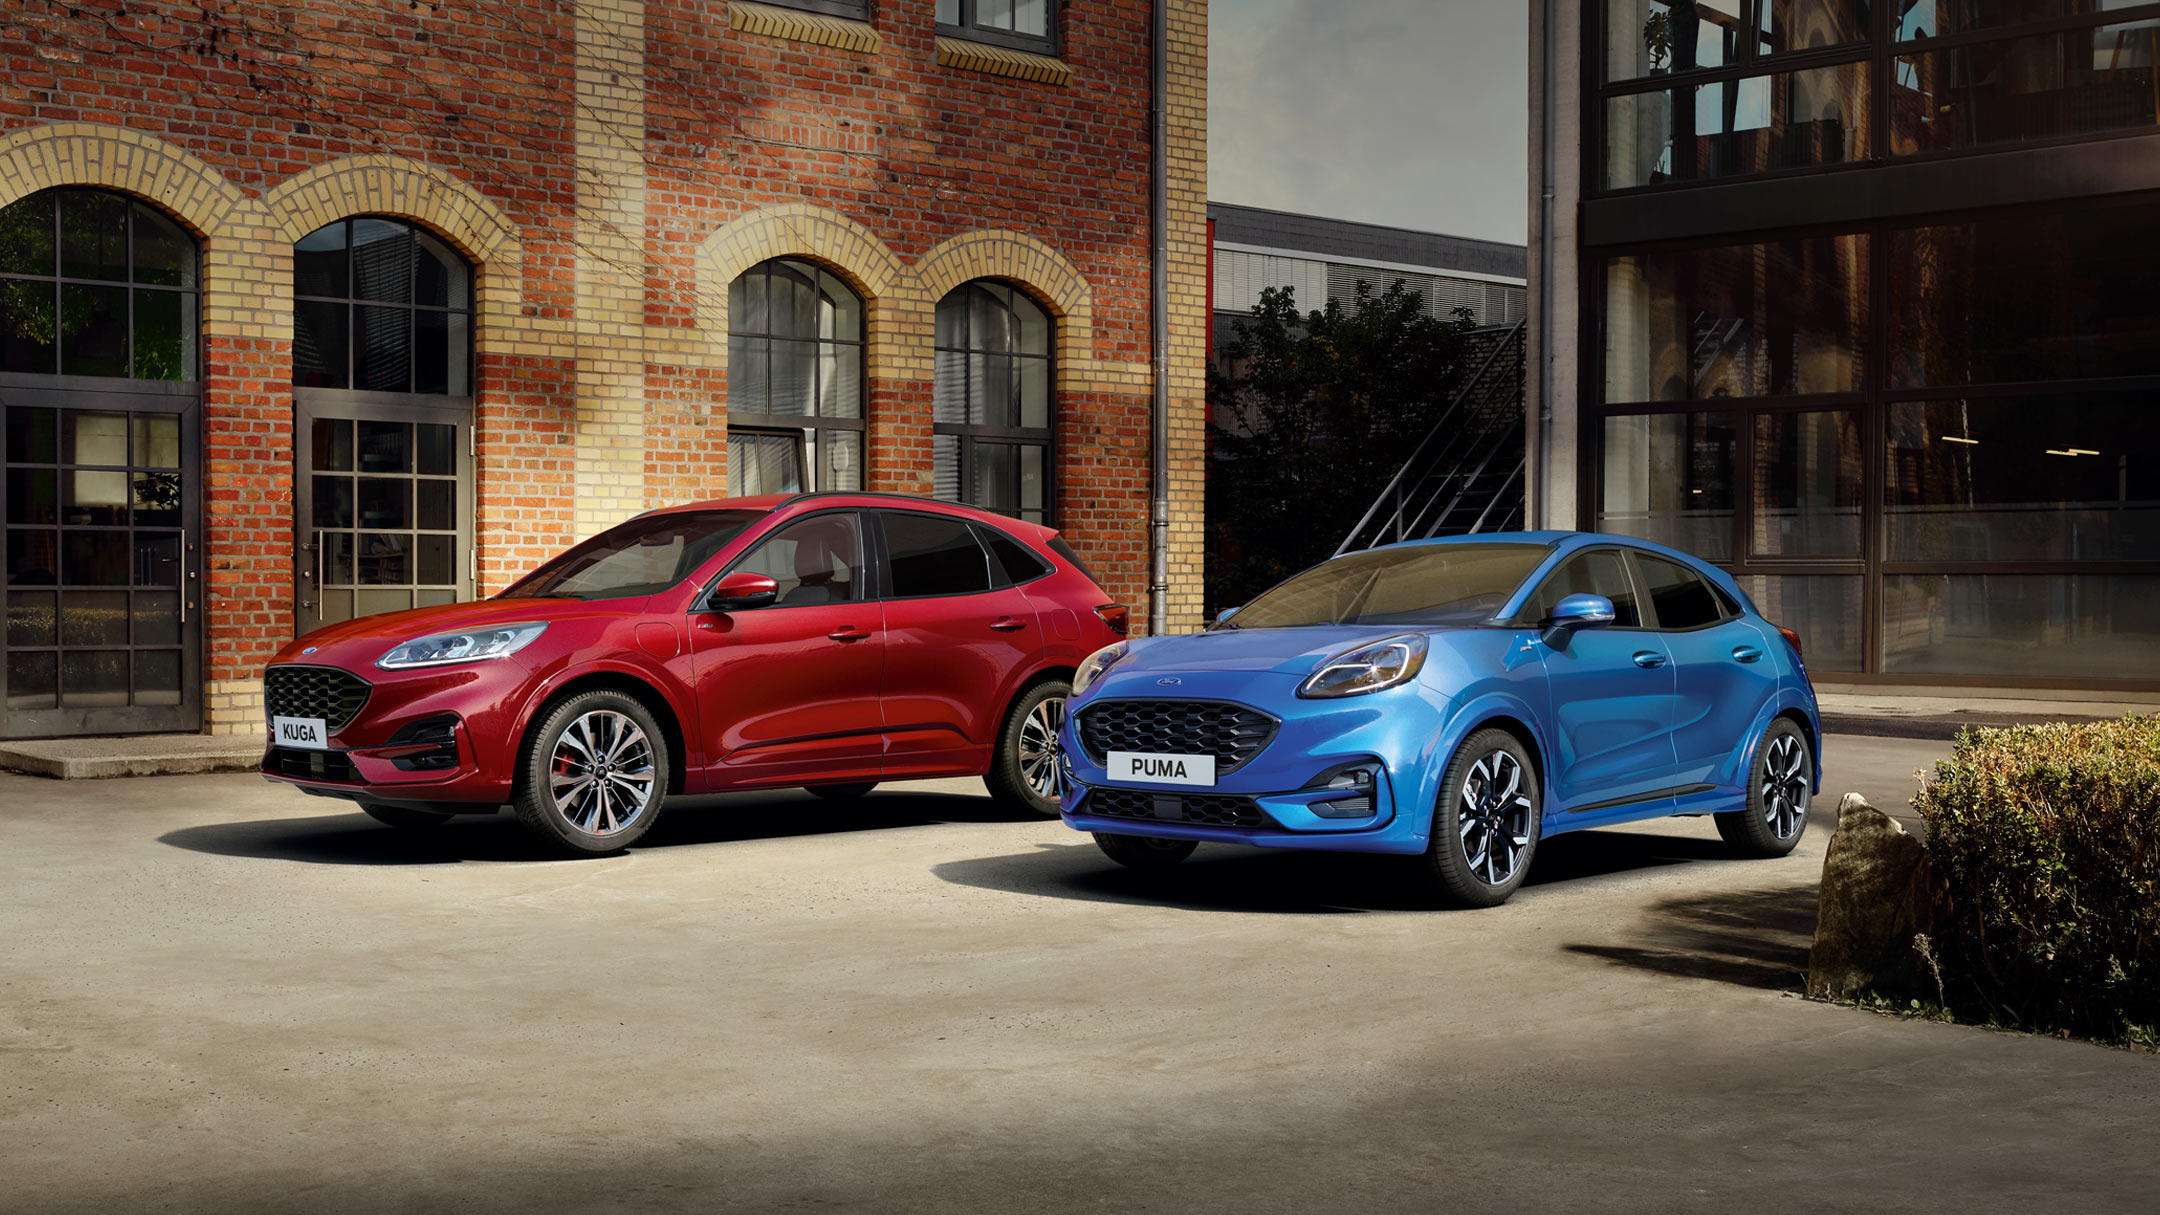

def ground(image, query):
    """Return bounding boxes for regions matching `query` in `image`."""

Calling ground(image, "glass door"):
[3,385,201,737]
[294,398,473,635]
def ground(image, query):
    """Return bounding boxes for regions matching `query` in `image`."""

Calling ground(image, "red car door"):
[874,511,1043,778]
[688,511,885,788]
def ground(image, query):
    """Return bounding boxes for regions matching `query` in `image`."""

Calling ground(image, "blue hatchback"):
[1057,532,1820,906]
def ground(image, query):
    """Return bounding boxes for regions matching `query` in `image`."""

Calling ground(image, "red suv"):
[260,493,1126,854]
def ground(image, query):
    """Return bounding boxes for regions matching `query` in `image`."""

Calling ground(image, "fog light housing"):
[385,715,462,772]
[1304,763,1379,819]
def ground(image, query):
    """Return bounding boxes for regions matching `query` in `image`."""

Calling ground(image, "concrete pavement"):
[3,733,2155,1213]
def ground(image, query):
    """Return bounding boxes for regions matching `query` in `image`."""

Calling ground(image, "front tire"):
[1415,728,1542,908]
[1716,718,1811,858]
[512,690,669,856]
[1094,832,1198,870]
[985,678,1070,818]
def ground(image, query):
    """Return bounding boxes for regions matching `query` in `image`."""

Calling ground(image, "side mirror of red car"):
[703,570,779,612]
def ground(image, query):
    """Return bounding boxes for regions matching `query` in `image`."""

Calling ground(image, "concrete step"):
[0,734,262,780]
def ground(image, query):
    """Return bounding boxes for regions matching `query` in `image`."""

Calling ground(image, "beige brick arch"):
[913,230,1097,373]
[695,204,908,375]
[0,122,279,336]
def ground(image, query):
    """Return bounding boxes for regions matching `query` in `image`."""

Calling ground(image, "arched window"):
[290,217,475,633]
[728,259,865,495]
[934,281,1052,525]
[0,188,198,380]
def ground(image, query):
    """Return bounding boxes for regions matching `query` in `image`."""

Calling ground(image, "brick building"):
[0,0,1210,741]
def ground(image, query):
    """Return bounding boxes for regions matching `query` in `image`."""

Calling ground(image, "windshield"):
[1230,543,1552,629]
[501,509,765,602]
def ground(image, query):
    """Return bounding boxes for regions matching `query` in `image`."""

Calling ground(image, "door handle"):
[990,617,1028,632]
[1632,650,1667,669]
[828,627,871,642]
[1732,645,1764,663]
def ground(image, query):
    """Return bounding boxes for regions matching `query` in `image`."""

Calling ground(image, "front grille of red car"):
[1085,787,1277,830]
[1075,699,1279,776]
[266,746,366,784]
[264,664,372,731]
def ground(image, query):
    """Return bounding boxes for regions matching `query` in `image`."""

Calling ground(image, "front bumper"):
[258,659,530,805]
[1057,673,1456,856]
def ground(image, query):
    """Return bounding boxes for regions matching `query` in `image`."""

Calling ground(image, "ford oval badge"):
[1156,677,1182,686]
[302,646,317,655]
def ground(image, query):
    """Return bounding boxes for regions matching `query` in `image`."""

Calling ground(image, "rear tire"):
[360,803,453,829]
[512,690,670,856]
[806,782,878,801]
[1413,728,1542,908]
[1094,832,1198,870]
[1716,718,1810,858]
[985,678,1070,818]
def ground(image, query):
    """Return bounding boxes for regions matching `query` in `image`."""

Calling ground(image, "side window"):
[1524,550,1641,627]
[884,512,991,599]
[977,526,1050,587]
[1636,553,1724,630]
[733,514,862,606]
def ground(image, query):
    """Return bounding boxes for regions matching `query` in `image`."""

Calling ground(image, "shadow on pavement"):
[158,787,1038,866]
[932,825,1752,915]
[1564,883,1818,992]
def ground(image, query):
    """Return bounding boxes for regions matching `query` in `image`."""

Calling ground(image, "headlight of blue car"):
[1297,633,1427,698]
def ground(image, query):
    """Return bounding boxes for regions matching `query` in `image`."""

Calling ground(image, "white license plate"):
[272,716,331,750]
[1106,750,1216,787]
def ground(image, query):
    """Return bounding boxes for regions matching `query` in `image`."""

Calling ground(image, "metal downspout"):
[1148,0,1170,634]
[1531,0,1556,530]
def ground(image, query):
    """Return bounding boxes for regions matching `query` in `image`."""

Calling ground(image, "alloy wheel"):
[1019,695,1066,803]
[548,709,657,836]
[1459,749,1533,886]
[1760,732,1809,840]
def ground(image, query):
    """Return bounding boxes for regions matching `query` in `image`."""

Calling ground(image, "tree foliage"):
[1206,279,1477,611]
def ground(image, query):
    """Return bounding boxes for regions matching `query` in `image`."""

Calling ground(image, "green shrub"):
[1913,716,2160,1041]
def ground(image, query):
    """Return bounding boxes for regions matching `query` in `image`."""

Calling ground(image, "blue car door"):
[1522,548,1682,814]
[1632,552,1782,792]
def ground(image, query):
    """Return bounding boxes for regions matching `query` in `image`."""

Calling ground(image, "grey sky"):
[1209,0,1529,245]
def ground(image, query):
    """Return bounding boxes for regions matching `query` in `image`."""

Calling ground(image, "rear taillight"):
[1094,604,1129,636]
[1777,626,1803,657]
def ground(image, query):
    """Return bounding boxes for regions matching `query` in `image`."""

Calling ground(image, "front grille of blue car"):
[1085,787,1278,830]
[1075,699,1279,775]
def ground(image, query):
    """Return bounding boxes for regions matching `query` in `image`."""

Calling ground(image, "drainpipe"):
[1148,0,1170,635]
[1530,0,1556,531]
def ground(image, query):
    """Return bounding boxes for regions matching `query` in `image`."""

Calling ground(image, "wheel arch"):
[516,670,691,796]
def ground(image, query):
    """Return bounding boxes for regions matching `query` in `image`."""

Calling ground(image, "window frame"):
[290,215,474,397]
[763,0,870,20]
[726,258,868,496]
[932,280,1056,526]
[0,188,203,383]
[1628,549,1736,632]
[937,0,1058,56]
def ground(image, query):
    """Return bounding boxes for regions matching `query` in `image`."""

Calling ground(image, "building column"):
[574,0,650,536]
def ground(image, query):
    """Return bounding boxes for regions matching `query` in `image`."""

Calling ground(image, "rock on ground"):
[1808,792,1940,1003]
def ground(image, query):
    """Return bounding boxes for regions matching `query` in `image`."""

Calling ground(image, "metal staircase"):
[1335,319,1528,557]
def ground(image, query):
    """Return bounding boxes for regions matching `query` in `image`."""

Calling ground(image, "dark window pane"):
[6,407,57,464]
[1753,410,1862,557]
[819,345,861,419]
[730,335,768,413]
[0,280,58,374]
[358,532,411,585]
[884,511,991,598]
[6,590,56,645]
[132,288,190,380]
[355,305,412,392]
[772,260,816,338]
[1891,20,2160,156]
[58,191,128,282]
[933,434,961,501]
[1606,0,1746,81]
[413,228,469,308]
[816,269,862,341]
[61,649,129,707]
[358,478,412,529]
[1736,574,1860,671]
[1014,293,1050,355]
[1019,358,1049,429]
[727,430,803,496]
[970,354,1013,426]
[1604,235,1869,401]
[62,411,127,465]
[130,471,183,528]
[6,529,59,584]
[63,531,129,585]
[417,533,454,585]
[969,284,1011,352]
[417,424,455,476]
[0,192,55,274]
[312,475,353,529]
[64,469,130,526]
[934,290,964,346]
[351,218,413,303]
[1756,0,1870,58]
[312,418,354,472]
[1883,574,2160,680]
[1600,412,1737,563]
[324,531,355,585]
[6,469,56,526]
[131,203,195,287]
[295,222,349,298]
[445,311,469,395]
[133,590,179,646]
[133,532,180,587]
[972,442,1015,513]
[980,528,1049,585]
[358,420,411,473]
[1638,553,1724,629]
[1604,61,1870,190]
[413,309,449,394]
[1020,444,1045,519]
[134,648,181,705]
[59,283,129,377]
[1889,204,2160,387]
[1885,396,2160,561]
[737,265,768,333]
[733,513,861,605]
[293,299,350,389]
[932,350,967,424]
[1523,549,1643,627]
[819,429,862,492]
[6,651,57,710]
[1897,1,2143,40]
[131,414,180,469]
[772,339,815,415]
[417,478,456,531]
[61,588,128,645]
